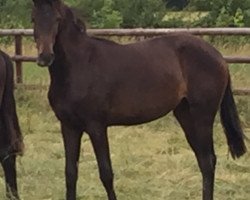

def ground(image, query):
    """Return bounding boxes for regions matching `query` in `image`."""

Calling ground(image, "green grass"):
[0,59,250,200]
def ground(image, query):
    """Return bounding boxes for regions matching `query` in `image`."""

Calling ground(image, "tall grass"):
[0,40,250,199]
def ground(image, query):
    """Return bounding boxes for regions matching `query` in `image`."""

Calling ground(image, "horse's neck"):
[49,23,89,84]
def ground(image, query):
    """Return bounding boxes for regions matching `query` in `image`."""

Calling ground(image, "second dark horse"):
[31,0,247,200]
[0,50,23,200]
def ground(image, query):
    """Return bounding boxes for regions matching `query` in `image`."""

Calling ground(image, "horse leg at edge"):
[61,124,83,200]
[87,122,117,200]
[1,155,19,200]
[174,100,216,200]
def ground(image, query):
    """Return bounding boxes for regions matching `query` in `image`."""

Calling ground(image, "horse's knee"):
[200,153,217,176]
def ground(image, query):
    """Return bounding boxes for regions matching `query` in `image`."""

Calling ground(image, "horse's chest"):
[48,89,85,127]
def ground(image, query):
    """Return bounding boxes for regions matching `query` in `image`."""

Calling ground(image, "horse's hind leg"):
[174,99,216,200]
[1,155,19,200]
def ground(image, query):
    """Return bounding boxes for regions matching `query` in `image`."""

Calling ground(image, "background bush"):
[1,0,250,28]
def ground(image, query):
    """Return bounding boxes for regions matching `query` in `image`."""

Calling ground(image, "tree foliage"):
[77,0,166,28]
[0,0,32,28]
[165,0,189,10]
[76,0,123,28]
[114,0,166,28]
[189,0,250,27]
[0,0,250,28]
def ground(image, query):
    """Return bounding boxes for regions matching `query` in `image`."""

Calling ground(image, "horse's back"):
[96,33,228,87]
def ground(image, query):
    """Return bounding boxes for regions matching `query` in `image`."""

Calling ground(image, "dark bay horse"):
[0,50,23,200]
[31,0,247,200]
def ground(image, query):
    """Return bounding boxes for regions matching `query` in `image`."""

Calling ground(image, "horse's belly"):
[108,107,173,126]
[108,90,181,125]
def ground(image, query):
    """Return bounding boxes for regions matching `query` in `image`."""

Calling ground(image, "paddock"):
[0,28,249,200]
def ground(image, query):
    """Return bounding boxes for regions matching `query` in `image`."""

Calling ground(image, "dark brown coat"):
[0,50,23,200]
[32,1,246,200]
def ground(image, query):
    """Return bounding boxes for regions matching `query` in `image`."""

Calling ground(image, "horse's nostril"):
[39,53,54,61]
[37,53,55,67]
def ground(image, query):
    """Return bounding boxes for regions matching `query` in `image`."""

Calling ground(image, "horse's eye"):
[31,18,35,23]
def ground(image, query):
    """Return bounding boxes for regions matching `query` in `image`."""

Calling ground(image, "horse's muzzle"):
[37,53,55,67]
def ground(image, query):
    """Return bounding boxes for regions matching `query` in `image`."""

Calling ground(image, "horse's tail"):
[220,77,247,159]
[1,51,24,155]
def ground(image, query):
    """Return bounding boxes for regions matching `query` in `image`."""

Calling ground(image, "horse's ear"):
[74,18,86,33]
[68,8,86,33]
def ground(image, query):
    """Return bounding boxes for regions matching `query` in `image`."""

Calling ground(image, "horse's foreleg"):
[61,124,83,200]
[1,155,19,200]
[87,122,117,200]
[174,100,216,200]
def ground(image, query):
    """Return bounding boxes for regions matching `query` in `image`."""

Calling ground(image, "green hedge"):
[0,0,250,29]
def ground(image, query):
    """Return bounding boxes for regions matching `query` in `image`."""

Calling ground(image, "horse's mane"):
[70,7,88,31]
[63,5,118,45]
[57,2,87,33]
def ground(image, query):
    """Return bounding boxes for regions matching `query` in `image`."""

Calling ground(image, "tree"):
[113,0,166,28]
[194,0,250,27]
[0,0,32,28]
[187,0,211,11]
[76,0,122,28]
[91,0,123,28]
[77,0,166,28]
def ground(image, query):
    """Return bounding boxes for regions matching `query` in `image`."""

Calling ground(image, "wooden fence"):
[1,28,250,95]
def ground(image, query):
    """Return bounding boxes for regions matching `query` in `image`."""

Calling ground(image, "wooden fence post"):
[15,35,23,84]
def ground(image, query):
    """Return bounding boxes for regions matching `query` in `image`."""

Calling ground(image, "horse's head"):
[32,0,62,67]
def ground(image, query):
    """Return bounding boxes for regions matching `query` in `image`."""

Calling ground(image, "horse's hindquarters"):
[176,36,229,115]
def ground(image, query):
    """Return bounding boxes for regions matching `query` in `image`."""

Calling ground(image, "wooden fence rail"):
[3,27,250,36]
[1,28,250,95]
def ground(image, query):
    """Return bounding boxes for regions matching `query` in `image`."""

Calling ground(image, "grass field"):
[0,44,250,199]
